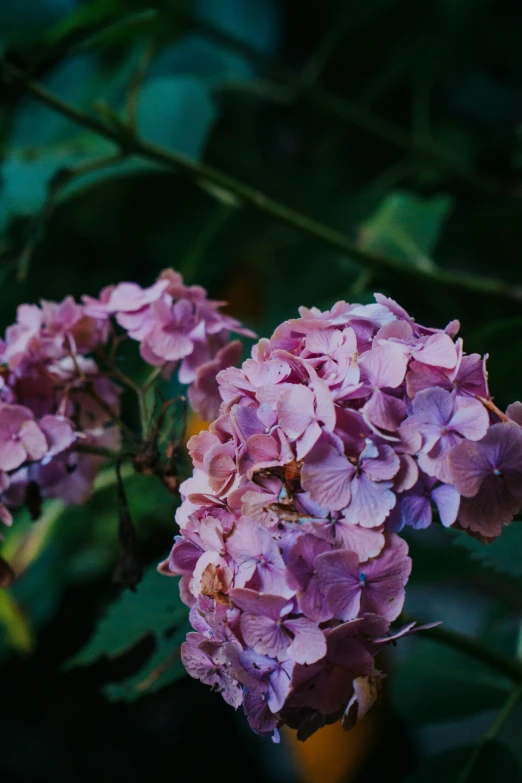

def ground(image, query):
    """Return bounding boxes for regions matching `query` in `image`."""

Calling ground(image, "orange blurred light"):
[284,713,378,783]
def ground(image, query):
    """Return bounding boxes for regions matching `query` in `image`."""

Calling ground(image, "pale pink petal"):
[187,431,220,470]
[414,333,458,368]
[285,618,326,664]
[432,483,460,527]
[315,550,361,621]
[144,327,193,362]
[358,342,408,389]
[229,588,288,619]
[305,329,343,356]
[301,441,354,511]
[312,380,336,430]
[343,474,396,528]
[363,389,406,431]
[241,613,289,656]
[450,396,489,440]
[276,385,315,439]
[247,434,280,463]
[231,405,265,442]
[334,522,385,560]
[267,660,294,714]
[295,421,322,460]
[0,440,27,471]
[38,415,76,458]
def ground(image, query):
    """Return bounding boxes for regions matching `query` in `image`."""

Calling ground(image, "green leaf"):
[452,523,522,578]
[137,76,217,160]
[65,561,189,703]
[150,37,253,86]
[1,55,108,222]
[391,638,511,723]
[359,190,453,271]
[405,741,520,782]
[149,0,281,86]
[103,633,186,702]
[10,56,98,149]
[65,563,187,667]
[2,152,68,217]
[0,52,146,221]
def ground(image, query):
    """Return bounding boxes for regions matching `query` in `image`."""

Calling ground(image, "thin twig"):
[142,365,165,392]
[46,6,515,194]
[126,38,158,131]
[185,14,517,196]
[456,684,522,782]
[2,61,522,303]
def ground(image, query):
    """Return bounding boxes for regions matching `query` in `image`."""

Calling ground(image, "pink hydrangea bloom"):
[0,294,118,521]
[84,268,255,420]
[164,292,522,740]
[0,268,254,528]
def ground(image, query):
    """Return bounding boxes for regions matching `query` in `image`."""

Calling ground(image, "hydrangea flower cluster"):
[83,269,254,422]
[0,268,250,528]
[164,294,522,740]
[0,296,116,525]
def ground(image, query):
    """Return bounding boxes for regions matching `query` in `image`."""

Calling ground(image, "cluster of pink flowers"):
[0,296,117,525]
[163,294,522,740]
[83,269,254,422]
[0,268,250,528]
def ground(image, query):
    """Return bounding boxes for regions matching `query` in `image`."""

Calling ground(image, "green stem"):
[126,38,157,132]
[457,684,522,783]
[137,388,150,441]
[185,14,515,195]
[2,62,522,303]
[142,365,165,392]
[38,7,517,194]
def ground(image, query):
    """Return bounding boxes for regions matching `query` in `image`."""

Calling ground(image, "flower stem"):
[137,387,150,441]
[456,684,522,782]
[142,366,165,392]
[2,61,522,303]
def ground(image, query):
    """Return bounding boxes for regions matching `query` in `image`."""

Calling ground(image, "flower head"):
[165,292,519,740]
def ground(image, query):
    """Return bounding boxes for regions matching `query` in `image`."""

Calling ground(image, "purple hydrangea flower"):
[315,534,411,621]
[407,387,489,482]
[449,422,522,538]
[164,293,522,740]
[387,475,460,531]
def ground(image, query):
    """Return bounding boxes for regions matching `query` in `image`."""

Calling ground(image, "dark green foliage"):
[360,191,454,272]
[64,562,190,702]
[391,639,512,724]
[66,563,187,665]
[405,741,521,783]
[453,524,522,579]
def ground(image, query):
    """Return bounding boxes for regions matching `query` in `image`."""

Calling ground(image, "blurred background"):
[1,1,522,781]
